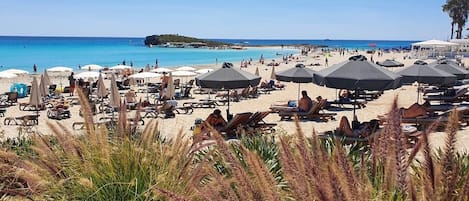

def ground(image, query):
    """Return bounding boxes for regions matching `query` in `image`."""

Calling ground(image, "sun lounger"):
[278,99,336,121]
[424,87,468,102]
[317,130,379,145]
[326,99,367,109]
[4,115,39,126]
[183,99,217,108]
[47,108,71,120]
[246,111,277,133]
[221,112,253,136]
[174,106,194,114]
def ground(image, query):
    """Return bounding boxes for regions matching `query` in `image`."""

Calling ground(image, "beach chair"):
[47,107,71,120]
[424,87,468,102]
[183,99,217,108]
[1,92,18,106]
[220,112,253,137]
[278,99,337,121]
[245,111,277,133]
[326,99,367,109]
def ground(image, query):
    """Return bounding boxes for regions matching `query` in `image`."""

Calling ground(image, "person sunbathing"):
[336,116,375,138]
[400,102,432,118]
[205,109,227,131]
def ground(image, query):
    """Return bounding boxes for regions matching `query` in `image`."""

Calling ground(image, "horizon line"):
[0,34,423,42]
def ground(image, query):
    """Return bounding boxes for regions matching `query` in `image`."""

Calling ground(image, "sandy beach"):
[1,48,468,153]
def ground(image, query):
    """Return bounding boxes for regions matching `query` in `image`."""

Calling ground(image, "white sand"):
[0,49,468,153]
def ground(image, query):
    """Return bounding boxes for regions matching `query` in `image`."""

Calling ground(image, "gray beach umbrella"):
[397,60,456,102]
[196,62,261,119]
[431,60,469,80]
[314,55,402,116]
[314,55,402,91]
[397,60,457,85]
[275,63,315,101]
[376,59,404,67]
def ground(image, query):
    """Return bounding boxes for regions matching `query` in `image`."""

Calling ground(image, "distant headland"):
[144,34,234,48]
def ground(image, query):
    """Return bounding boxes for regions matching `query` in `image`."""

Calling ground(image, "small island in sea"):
[144,34,234,48]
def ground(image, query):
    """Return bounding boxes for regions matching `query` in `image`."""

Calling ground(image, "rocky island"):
[144,34,231,48]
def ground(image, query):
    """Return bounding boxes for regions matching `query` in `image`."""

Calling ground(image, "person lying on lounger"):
[336,116,379,138]
[400,101,432,118]
[205,109,227,131]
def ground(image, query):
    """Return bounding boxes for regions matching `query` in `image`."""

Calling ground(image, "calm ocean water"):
[0,36,416,73]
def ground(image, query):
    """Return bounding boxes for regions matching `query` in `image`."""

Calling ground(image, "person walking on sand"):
[325,57,328,67]
[33,64,37,73]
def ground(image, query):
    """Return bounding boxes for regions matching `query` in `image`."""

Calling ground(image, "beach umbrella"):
[397,60,457,102]
[29,77,42,123]
[270,66,276,80]
[75,71,104,80]
[43,69,51,86]
[81,64,103,71]
[276,63,316,101]
[39,75,49,97]
[255,67,260,76]
[376,59,404,67]
[129,72,161,79]
[129,72,161,100]
[2,69,29,75]
[96,73,107,99]
[0,72,18,79]
[171,70,197,77]
[176,66,196,71]
[109,74,120,108]
[151,68,173,73]
[47,66,73,72]
[166,73,176,99]
[129,77,137,86]
[397,60,457,85]
[431,60,469,80]
[110,65,132,70]
[195,68,214,74]
[314,55,402,116]
[196,62,261,119]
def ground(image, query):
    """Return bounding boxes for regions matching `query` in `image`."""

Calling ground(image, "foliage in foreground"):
[0,92,469,200]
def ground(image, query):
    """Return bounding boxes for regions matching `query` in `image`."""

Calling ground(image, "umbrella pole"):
[297,83,301,103]
[353,90,357,120]
[226,89,231,121]
[416,82,420,104]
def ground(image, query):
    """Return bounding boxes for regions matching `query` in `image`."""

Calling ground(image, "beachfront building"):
[410,39,458,59]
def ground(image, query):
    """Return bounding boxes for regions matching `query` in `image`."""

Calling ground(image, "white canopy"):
[151,68,173,73]
[412,40,458,48]
[0,72,18,79]
[110,65,132,70]
[129,72,161,79]
[175,66,196,71]
[195,68,214,74]
[75,71,104,80]
[47,66,73,72]
[2,69,29,75]
[81,64,103,70]
[171,70,197,77]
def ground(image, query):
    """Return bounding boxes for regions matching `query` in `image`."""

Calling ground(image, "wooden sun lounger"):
[317,130,380,145]
[183,99,217,108]
[246,111,277,133]
[326,99,367,109]
[221,112,253,136]
[278,99,336,121]
[424,88,468,102]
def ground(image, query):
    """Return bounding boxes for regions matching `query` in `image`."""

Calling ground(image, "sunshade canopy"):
[376,59,404,67]
[314,55,402,90]
[397,60,457,85]
[196,62,261,89]
[275,64,315,83]
[430,60,469,80]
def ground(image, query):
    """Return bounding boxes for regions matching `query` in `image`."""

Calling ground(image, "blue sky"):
[0,0,451,40]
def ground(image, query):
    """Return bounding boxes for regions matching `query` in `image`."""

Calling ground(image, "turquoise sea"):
[0,36,416,73]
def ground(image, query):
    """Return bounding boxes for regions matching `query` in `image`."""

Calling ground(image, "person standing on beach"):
[68,72,76,96]
[33,64,37,73]
[325,57,329,67]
